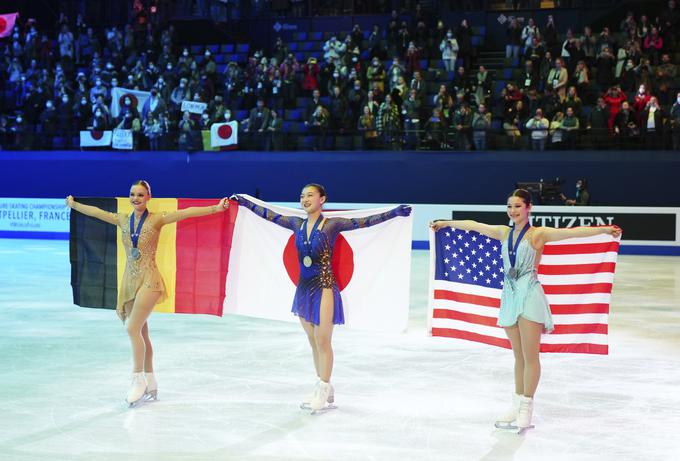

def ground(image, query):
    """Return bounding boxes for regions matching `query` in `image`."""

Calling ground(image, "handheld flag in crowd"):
[0,12,19,38]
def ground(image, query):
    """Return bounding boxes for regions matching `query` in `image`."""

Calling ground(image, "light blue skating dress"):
[498,235,554,333]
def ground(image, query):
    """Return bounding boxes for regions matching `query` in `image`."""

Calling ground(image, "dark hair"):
[132,180,151,194]
[303,183,327,198]
[577,178,588,190]
[508,188,532,206]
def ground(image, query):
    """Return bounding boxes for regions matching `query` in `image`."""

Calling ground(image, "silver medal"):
[303,256,312,267]
[130,247,141,260]
[507,267,517,279]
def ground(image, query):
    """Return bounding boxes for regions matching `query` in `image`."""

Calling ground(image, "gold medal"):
[303,256,312,267]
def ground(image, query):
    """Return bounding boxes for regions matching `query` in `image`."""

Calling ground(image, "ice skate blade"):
[125,397,146,408]
[495,422,535,434]
[300,403,337,414]
[144,390,158,401]
[494,421,516,429]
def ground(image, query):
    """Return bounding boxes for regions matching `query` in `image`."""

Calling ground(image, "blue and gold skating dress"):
[237,196,406,325]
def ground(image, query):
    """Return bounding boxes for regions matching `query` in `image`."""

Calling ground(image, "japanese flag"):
[79,130,112,147]
[210,121,238,147]
[0,13,18,38]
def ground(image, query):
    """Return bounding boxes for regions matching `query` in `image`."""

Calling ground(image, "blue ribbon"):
[301,216,323,261]
[129,209,149,250]
[507,222,531,270]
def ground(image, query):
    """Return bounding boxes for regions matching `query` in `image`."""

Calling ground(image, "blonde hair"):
[132,180,151,195]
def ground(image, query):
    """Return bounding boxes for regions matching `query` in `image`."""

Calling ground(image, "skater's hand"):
[65,195,75,209]
[116,305,126,323]
[394,205,412,217]
[429,220,451,232]
[217,197,229,210]
[605,225,622,238]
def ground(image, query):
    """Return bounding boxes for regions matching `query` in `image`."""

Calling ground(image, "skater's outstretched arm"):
[66,195,119,225]
[331,205,412,232]
[533,225,621,245]
[233,195,303,231]
[160,198,230,225]
[430,219,508,241]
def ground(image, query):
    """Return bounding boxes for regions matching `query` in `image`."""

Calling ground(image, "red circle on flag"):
[119,93,139,109]
[0,18,7,34]
[217,124,233,139]
[282,234,354,291]
[91,130,104,140]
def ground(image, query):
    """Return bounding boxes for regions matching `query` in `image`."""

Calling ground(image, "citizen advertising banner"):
[1,199,678,254]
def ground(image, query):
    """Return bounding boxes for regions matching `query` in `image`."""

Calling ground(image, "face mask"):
[183,51,189,56]
[677,97,680,104]
[167,65,172,71]
[124,100,131,105]
[202,114,208,119]
[46,102,53,109]
[95,111,102,117]
[81,99,87,105]
[447,33,453,38]
[62,97,68,103]
[354,85,360,90]
[225,112,231,119]
[180,83,185,88]
[16,117,22,123]
[333,73,339,78]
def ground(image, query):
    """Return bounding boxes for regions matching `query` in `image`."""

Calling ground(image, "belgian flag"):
[69,198,238,316]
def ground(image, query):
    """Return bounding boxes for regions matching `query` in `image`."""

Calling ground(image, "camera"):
[515,178,565,205]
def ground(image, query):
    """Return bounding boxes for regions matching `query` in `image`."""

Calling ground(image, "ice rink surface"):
[1,239,679,461]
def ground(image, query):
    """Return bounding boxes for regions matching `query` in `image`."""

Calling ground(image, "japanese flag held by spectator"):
[211,121,238,147]
[0,13,18,38]
[110,87,150,118]
[79,130,112,147]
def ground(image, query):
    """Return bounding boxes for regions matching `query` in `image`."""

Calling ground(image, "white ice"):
[0,239,679,461]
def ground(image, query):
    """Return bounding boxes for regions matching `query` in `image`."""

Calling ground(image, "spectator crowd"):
[1,1,679,152]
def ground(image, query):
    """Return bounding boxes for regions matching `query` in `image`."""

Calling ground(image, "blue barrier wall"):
[1,150,678,206]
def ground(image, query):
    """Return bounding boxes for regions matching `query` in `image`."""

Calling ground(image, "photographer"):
[561,178,590,206]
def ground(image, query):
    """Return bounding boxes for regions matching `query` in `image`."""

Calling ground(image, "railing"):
[1,126,678,152]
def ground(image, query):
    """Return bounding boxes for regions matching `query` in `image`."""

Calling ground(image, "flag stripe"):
[549,303,610,314]
[431,327,608,354]
[116,198,178,313]
[431,317,608,344]
[434,289,500,308]
[538,262,617,275]
[174,199,237,316]
[433,308,498,327]
[432,328,511,348]
[538,273,615,285]
[540,253,619,265]
[542,283,613,295]
[70,198,119,309]
[542,242,620,255]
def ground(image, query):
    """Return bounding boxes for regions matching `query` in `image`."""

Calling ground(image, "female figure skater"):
[431,189,620,431]
[234,185,411,412]
[66,180,229,406]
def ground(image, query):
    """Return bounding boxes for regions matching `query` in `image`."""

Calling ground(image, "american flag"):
[428,228,621,354]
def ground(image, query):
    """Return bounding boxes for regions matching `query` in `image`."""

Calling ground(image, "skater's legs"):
[300,317,320,377]
[314,288,335,383]
[518,316,543,397]
[504,325,524,395]
[141,322,153,373]
[126,289,161,373]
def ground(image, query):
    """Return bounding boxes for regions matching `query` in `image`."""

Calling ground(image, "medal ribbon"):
[130,209,149,251]
[507,222,531,272]
[301,216,323,262]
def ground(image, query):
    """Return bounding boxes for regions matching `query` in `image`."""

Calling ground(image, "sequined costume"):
[115,212,167,313]
[237,196,404,325]
[498,235,554,333]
